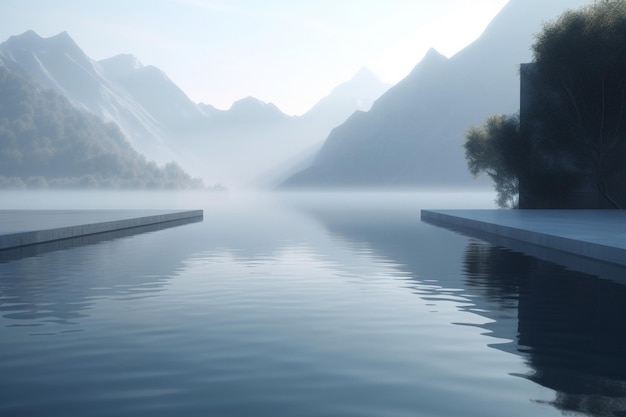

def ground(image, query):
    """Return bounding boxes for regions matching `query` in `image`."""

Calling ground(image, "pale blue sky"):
[1,0,508,115]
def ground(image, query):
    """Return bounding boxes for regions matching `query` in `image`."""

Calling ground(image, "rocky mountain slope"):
[281,0,592,189]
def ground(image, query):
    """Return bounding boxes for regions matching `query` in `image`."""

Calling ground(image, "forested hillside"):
[0,66,204,189]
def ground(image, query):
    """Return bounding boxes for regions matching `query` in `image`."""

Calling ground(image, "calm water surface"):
[1,191,625,417]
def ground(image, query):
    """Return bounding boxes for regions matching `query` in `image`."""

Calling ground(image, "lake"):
[1,191,625,417]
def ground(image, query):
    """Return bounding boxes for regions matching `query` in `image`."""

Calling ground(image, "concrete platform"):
[421,210,626,268]
[0,210,203,250]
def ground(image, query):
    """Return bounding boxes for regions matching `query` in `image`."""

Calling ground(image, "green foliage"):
[0,66,204,189]
[529,0,626,208]
[466,1,626,208]
[464,114,525,208]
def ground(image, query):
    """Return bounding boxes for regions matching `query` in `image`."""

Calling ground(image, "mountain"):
[281,0,593,189]
[99,54,207,135]
[0,31,177,164]
[0,30,390,188]
[0,65,203,189]
[300,67,391,131]
[182,70,391,187]
[200,96,290,126]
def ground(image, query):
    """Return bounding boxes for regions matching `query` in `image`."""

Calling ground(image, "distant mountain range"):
[0,31,389,187]
[183,67,390,187]
[0,0,594,191]
[281,0,593,189]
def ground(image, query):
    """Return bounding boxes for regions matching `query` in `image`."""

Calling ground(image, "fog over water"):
[0,189,498,211]
[3,190,626,417]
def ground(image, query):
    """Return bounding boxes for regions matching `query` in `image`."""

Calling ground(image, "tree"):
[464,114,525,208]
[529,0,626,208]
[466,1,626,208]
[0,66,206,189]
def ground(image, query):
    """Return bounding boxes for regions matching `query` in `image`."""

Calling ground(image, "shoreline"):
[421,209,626,271]
[0,210,203,250]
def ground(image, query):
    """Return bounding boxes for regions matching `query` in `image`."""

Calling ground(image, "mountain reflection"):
[464,241,626,417]
[0,218,202,334]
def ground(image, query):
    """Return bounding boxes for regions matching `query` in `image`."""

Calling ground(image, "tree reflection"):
[291,197,626,417]
[463,241,626,417]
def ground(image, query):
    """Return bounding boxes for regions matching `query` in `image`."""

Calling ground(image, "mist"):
[0,1,592,192]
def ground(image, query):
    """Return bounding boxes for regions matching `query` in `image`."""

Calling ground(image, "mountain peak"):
[5,30,43,49]
[423,47,446,62]
[4,30,84,58]
[50,31,72,42]
[406,47,447,77]
[228,96,287,121]
[99,54,144,78]
[351,67,381,83]
[231,96,269,110]
[234,96,282,112]
[51,31,85,55]
[9,29,41,42]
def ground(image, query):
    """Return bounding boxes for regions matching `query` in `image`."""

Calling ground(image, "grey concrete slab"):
[0,210,203,250]
[421,210,626,267]
[0,216,202,263]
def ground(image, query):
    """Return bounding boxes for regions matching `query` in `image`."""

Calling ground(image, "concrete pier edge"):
[0,210,203,250]
[421,209,626,268]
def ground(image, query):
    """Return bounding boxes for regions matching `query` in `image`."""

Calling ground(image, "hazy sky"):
[1,0,508,115]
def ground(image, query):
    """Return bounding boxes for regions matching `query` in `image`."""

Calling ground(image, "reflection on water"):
[0,191,625,417]
[303,196,626,417]
[0,217,203,334]
[464,242,626,416]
